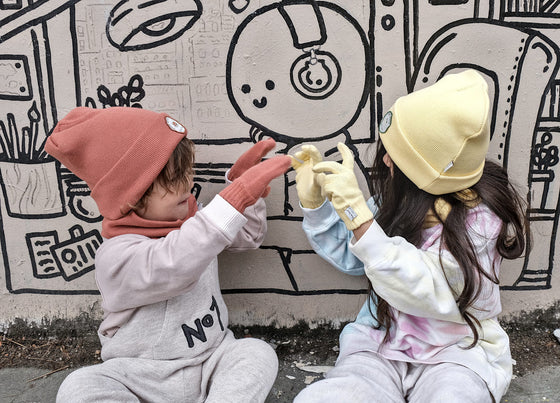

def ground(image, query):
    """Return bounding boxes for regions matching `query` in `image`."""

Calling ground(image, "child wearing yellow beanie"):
[46,106,290,402]
[292,70,528,402]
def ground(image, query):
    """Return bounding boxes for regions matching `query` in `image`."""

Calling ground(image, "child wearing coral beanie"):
[46,106,290,402]
[291,70,529,402]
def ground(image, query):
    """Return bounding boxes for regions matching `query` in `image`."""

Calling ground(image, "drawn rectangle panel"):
[26,231,60,279]
[0,55,32,100]
[0,0,23,10]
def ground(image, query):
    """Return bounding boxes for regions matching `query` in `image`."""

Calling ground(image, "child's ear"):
[383,153,394,176]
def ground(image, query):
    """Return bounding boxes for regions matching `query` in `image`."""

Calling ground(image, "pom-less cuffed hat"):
[45,107,187,219]
[378,69,490,195]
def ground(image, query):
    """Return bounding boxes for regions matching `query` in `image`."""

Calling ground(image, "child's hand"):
[313,143,373,230]
[220,155,292,213]
[229,138,276,181]
[291,145,325,209]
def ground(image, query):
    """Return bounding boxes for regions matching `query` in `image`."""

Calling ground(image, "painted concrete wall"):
[1,0,559,328]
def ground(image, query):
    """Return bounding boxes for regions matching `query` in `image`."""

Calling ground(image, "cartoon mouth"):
[253,97,267,108]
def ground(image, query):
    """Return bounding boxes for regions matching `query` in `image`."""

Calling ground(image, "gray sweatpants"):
[294,351,494,403]
[56,334,278,403]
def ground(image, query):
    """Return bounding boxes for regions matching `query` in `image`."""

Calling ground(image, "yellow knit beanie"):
[378,69,490,195]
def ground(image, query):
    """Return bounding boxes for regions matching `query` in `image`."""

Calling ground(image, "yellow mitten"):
[313,143,373,230]
[291,145,325,209]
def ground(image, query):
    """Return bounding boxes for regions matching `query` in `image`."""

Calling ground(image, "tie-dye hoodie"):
[302,198,511,401]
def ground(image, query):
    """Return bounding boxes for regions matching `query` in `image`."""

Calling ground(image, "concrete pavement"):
[1,364,559,402]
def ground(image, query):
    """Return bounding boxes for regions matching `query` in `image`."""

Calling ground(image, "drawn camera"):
[50,225,102,282]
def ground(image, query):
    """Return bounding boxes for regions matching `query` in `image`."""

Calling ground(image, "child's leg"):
[56,357,192,403]
[57,362,139,403]
[202,334,278,403]
[294,351,407,403]
[405,362,493,403]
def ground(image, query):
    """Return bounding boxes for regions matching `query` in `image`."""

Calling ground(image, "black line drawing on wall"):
[0,0,559,298]
[373,0,560,290]
[409,18,560,290]
[0,103,65,219]
[0,0,97,294]
[229,0,251,14]
[221,0,372,296]
[84,74,146,109]
[106,0,203,51]
[227,0,371,149]
[26,225,102,282]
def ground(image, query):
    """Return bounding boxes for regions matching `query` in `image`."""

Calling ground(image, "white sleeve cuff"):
[203,195,248,239]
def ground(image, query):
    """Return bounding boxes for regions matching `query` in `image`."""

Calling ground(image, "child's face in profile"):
[137,175,194,221]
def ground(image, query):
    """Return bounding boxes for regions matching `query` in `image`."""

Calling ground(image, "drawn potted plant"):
[0,102,65,219]
[530,130,559,210]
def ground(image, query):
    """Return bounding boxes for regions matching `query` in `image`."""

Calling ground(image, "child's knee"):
[239,337,279,376]
[56,368,91,402]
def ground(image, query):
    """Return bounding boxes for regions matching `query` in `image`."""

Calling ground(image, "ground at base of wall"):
[1,320,560,381]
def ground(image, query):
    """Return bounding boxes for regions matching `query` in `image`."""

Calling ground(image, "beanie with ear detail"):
[45,107,188,220]
[379,69,490,195]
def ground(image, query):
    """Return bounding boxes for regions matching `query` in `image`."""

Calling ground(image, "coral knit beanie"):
[45,107,187,219]
[378,69,490,195]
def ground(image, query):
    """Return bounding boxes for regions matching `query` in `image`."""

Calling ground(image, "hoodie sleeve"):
[95,195,247,312]
[301,198,377,276]
[349,205,503,323]
[225,197,267,251]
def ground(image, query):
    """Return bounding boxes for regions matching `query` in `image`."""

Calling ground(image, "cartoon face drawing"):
[226,2,370,140]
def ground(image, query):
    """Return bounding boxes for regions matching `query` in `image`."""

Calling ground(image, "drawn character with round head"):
[227,0,370,147]
[225,1,372,295]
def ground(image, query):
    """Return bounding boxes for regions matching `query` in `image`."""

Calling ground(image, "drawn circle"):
[226,1,371,138]
[290,51,341,99]
[61,249,77,264]
[381,14,395,31]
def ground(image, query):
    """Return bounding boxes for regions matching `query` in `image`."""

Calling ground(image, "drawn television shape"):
[411,20,560,289]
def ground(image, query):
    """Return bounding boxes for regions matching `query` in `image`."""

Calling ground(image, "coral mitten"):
[220,155,291,212]
[228,138,277,181]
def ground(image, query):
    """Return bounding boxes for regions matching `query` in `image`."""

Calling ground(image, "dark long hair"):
[369,141,529,347]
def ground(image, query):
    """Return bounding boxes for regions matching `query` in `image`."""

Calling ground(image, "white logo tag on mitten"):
[344,206,358,221]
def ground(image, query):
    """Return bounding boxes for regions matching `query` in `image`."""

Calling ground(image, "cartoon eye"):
[106,0,203,51]
[241,84,251,94]
[265,80,275,90]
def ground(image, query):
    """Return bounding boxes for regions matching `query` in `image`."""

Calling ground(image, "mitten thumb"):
[228,138,276,181]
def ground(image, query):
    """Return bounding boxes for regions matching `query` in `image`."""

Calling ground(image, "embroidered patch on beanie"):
[379,111,392,133]
[166,117,186,133]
